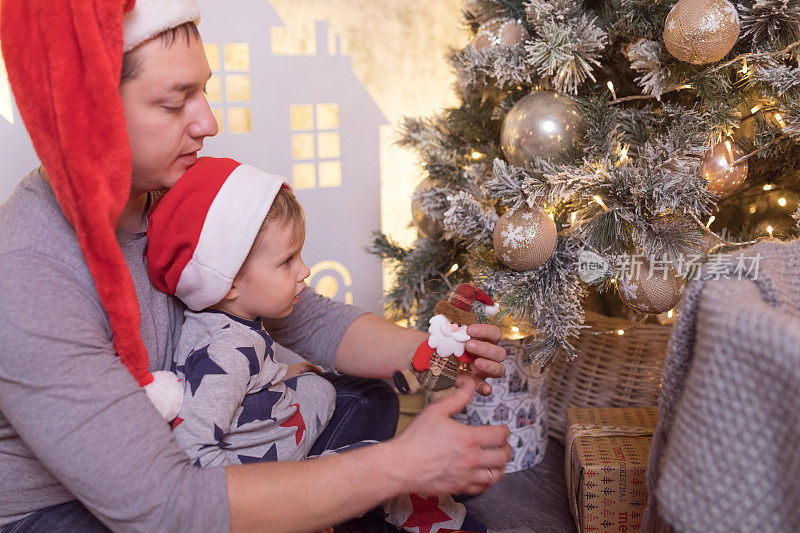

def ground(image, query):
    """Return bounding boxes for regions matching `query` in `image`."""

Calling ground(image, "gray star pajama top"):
[171,309,336,466]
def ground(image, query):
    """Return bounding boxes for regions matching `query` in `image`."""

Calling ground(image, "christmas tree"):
[369,0,800,365]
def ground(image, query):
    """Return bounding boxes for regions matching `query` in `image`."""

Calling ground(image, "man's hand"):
[387,380,511,496]
[466,323,506,396]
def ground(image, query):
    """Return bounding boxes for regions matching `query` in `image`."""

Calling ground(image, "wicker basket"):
[546,311,672,442]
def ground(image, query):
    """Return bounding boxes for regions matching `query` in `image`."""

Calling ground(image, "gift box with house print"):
[453,339,549,473]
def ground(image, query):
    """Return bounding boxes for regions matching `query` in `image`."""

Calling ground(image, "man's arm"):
[335,313,507,395]
[225,380,512,533]
[0,252,230,531]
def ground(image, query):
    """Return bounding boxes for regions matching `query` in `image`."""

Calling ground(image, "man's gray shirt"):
[0,170,366,531]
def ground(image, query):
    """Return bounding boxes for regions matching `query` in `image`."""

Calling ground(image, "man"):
[0,1,510,532]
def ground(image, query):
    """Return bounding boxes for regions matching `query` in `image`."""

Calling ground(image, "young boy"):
[147,156,336,465]
[146,156,488,532]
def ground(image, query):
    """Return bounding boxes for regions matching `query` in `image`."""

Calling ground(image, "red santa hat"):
[147,157,290,311]
[0,0,201,421]
[434,283,500,327]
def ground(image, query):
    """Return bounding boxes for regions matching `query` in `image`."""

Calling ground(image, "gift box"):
[566,406,659,533]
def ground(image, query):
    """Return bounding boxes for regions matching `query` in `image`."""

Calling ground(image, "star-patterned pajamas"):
[171,310,335,467]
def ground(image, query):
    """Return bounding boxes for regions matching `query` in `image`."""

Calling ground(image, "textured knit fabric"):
[172,310,335,466]
[0,170,366,530]
[643,239,800,533]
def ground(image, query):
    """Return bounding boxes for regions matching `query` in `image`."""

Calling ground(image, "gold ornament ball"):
[700,141,748,196]
[474,18,529,51]
[616,258,686,314]
[493,206,558,271]
[501,91,582,167]
[663,0,740,65]
[411,178,444,239]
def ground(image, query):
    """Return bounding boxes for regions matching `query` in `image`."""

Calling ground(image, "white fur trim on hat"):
[484,303,500,316]
[175,164,289,311]
[123,0,201,52]
[145,371,184,421]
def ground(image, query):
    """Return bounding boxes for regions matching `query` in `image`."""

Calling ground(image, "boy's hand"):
[284,362,323,380]
[465,324,506,396]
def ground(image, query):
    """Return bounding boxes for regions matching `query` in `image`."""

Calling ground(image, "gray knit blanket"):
[643,239,800,532]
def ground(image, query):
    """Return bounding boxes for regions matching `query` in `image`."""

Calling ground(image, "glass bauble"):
[474,18,529,51]
[493,205,558,271]
[500,91,582,168]
[700,141,748,196]
[411,178,443,239]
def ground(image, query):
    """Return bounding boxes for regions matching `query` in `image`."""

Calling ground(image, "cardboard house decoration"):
[0,0,387,317]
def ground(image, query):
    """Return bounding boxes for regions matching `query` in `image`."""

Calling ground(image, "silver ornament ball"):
[501,91,582,167]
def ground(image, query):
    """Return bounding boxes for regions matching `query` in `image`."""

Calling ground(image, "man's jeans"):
[1,374,399,532]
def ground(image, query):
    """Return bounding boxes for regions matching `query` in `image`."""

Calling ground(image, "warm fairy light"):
[706,216,715,229]
[775,113,786,127]
[593,195,609,211]
[448,264,459,274]
[778,197,787,207]
[741,57,748,74]
[767,225,774,237]
[763,184,774,191]
[749,205,757,214]
[607,81,617,100]
[570,212,577,224]
[676,84,693,90]
[511,326,520,333]
[548,211,555,220]
[617,329,625,336]
[618,143,630,164]
[471,151,485,160]
[750,104,762,114]
[667,310,674,319]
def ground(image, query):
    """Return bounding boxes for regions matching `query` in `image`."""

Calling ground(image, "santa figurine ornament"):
[393,283,500,394]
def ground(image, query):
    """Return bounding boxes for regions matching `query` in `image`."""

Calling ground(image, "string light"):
[750,104,762,114]
[471,151,485,160]
[570,212,577,224]
[607,81,617,100]
[763,184,774,191]
[667,310,674,319]
[741,57,748,74]
[749,205,757,214]
[448,264,459,274]
[511,326,520,333]
[617,143,630,165]
[705,216,715,229]
[593,195,609,211]
[778,197,787,207]
[767,225,774,237]
[548,211,555,220]
[617,329,625,336]
[775,113,786,127]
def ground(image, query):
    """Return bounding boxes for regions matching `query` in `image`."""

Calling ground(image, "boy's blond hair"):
[239,187,305,274]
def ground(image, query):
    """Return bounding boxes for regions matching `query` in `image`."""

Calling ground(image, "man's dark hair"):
[120,22,201,84]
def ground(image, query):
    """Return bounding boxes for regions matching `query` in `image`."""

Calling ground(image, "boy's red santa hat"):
[0,0,201,421]
[147,157,290,311]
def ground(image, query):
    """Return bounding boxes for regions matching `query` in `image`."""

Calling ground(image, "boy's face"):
[232,219,311,319]
[120,34,217,196]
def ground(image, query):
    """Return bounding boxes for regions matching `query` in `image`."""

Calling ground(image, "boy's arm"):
[335,314,507,395]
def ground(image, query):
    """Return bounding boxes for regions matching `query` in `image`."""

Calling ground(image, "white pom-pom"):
[144,371,184,421]
[484,303,500,316]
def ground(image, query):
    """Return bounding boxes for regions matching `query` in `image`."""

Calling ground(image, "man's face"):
[120,35,217,195]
